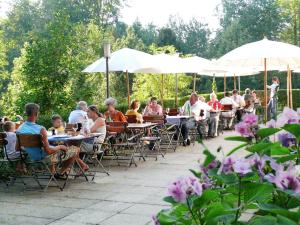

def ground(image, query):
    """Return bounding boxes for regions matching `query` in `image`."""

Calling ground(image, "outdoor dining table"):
[166,115,193,126]
[48,133,104,147]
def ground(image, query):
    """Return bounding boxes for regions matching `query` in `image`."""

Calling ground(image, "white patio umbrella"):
[83,48,156,106]
[217,37,300,120]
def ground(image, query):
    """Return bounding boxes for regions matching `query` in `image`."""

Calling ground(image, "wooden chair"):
[17,134,65,191]
[126,115,138,123]
[168,108,178,116]
[143,115,165,125]
[222,104,233,111]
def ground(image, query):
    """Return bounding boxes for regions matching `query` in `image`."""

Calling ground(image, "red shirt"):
[208,101,222,110]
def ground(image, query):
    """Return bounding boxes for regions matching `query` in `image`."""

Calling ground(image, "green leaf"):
[193,189,219,209]
[270,143,290,156]
[257,128,281,139]
[276,154,297,163]
[189,169,201,178]
[225,136,250,142]
[203,149,216,167]
[283,124,300,142]
[204,203,235,225]
[226,143,248,156]
[158,204,191,225]
[248,142,273,154]
[249,215,277,225]
[244,182,274,204]
[277,215,299,225]
[258,203,300,222]
[163,196,177,205]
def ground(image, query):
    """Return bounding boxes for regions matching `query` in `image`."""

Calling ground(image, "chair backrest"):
[126,115,138,123]
[65,123,76,132]
[17,134,43,149]
[143,115,165,125]
[106,121,128,133]
[168,108,178,116]
[0,132,8,158]
[222,104,233,111]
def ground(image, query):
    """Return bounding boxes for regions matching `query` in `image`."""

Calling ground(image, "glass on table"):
[166,108,170,115]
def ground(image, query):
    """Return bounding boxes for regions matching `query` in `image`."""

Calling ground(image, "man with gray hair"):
[68,101,88,124]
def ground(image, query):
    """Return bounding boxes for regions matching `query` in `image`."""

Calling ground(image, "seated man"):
[68,101,88,124]
[49,114,65,135]
[180,93,212,145]
[126,100,143,123]
[231,90,244,122]
[104,97,127,122]
[220,92,238,129]
[207,92,222,137]
[143,97,163,116]
[17,103,89,175]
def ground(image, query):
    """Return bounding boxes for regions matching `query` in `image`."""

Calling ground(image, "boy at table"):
[48,114,65,135]
[17,103,89,176]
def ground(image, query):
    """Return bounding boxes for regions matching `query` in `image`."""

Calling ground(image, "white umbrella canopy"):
[217,37,300,69]
[181,56,211,73]
[82,48,156,73]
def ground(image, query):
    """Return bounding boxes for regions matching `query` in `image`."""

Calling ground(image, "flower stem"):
[186,197,200,225]
[234,176,242,224]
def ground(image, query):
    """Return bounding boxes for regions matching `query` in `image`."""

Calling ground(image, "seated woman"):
[207,93,222,137]
[81,105,106,153]
[126,100,143,123]
[48,114,65,135]
[243,88,255,113]
[17,103,89,175]
[143,97,163,116]
[104,97,127,122]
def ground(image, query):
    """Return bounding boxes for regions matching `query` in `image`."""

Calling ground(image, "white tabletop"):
[127,123,157,129]
[166,115,193,119]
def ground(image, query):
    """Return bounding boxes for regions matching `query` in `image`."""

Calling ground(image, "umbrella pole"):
[238,76,241,92]
[106,57,109,98]
[290,69,293,109]
[161,74,164,108]
[193,73,196,92]
[287,65,290,108]
[234,73,236,90]
[264,58,268,122]
[175,74,178,108]
[224,74,226,96]
[126,70,130,108]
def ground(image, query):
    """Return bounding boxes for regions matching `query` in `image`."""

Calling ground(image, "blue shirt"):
[17,121,47,161]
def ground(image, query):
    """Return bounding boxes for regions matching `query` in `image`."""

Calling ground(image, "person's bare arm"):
[90,118,105,133]
[40,128,66,154]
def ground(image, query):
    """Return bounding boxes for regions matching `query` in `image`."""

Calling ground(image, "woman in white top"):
[80,105,106,153]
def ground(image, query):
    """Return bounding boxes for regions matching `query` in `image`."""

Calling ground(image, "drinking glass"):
[166,108,170,115]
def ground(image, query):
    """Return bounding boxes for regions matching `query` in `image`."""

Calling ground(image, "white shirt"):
[231,95,244,107]
[5,132,19,159]
[182,100,212,121]
[267,83,279,98]
[220,97,238,108]
[68,110,87,124]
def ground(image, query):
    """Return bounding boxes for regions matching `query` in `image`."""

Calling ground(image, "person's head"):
[3,121,15,132]
[104,97,117,112]
[245,88,251,95]
[87,105,102,120]
[225,92,230,97]
[76,101,88,111]
[189,93,198,105]
[51,114,63,129]
[199,96,206,102]
[210,92,217,102]
[232,89,238,96]
[149,97,158,108]
[25,103,40,121]
[130,100,140,111]
[272,76,279,84]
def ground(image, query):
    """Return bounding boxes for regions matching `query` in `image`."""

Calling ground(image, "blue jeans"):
[267,97,277,120]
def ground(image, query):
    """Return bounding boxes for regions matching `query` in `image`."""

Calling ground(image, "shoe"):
[186,139,191,146]
[183,139,187,146]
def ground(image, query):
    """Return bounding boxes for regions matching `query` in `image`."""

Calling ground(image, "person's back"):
[68,109,87,124]
[17,120,45,161]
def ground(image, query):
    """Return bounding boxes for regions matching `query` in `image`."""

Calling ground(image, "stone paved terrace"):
[0,131,243,225]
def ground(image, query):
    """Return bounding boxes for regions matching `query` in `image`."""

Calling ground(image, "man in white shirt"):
[220,92,238,129]
[180,93,212,145]
[231,89,245,122]
[68,101,88,124]
[267,76,279,120]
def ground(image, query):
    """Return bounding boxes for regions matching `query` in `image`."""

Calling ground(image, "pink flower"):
[242,114,258,126]
[219,155,237,174]
[277,107,299,127]
[167,176,202,203]
[152,215,161,225]
[248,153,266,176]
[233,159,252,175]
[235,122,252,137]
[266,119,276,128]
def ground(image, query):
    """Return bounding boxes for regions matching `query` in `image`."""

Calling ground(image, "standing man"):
[267,76,279,120]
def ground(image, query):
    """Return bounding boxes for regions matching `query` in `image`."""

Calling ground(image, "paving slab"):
[0,131,242,225]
